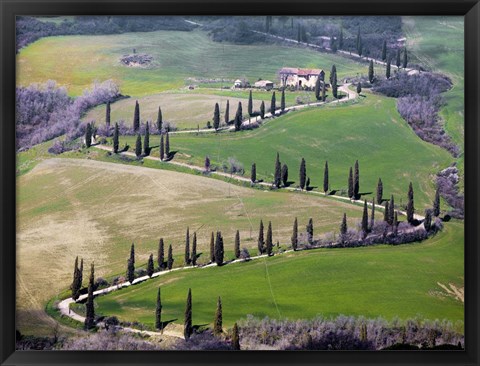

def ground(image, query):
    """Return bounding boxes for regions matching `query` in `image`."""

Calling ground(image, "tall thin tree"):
[376,178,383,204]
[105,101,111,129]
[389,195,395,225]
[407,182,415,223]
[113,122,119,153]
[265,221,273,256]
[323,161,329,194]
[184,227,190,265]
[215,231,224,266]
[143,121,150,155]
[274,152,281,188]
[248,90,253,116]
[191,232,197,266]
[147,253,154,277]
[306,218,314,244]
[402,48,408,68]
[157,106,163,132]
[348,167,354,199]
[361,200,369,237]
[214,296,223,335]
[158,238,165,269]
[251,163,256,183]
[260,100,265,119]
[84,263,95,330]
[85,122,92,148]
[396,48,401,68]
[234,230,240,259]
[270,92,276,116]
[384,201,389,224]
[224,100,230,124]
[213,103,220,131]
[159,133,165,161]
[281,163,288,187]
[234,102,243,131]
[133,100,140,132]
[291,217,298,251]
[155,287,162,331]
[258,220,265,255]
[299,158,306,190]
[280,89,285,113]
[167,244,174,270]
[165,131,170,158]
[433,188,441,216]
[370,198,376,231]
[340,213,348,242]
[368,60,374,83]
[135,134,142,158]
[232,323,241,350]
[184,288,192,340]
[210,232,215,263]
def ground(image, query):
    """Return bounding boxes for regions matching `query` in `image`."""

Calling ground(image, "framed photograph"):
[1,0,479,365]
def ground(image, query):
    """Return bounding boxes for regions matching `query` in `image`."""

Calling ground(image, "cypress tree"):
[158,238,165,269]
[204,156,210,171]
[377,178,383,204]
[157,106,163,132]
[340,213,347,241]
[147,253,154,277]
[143,121,150,156]
[291,217,298,250]
[370,198,376,231]
[280,89,286,113]
[260,100,265,119]
[361,200,369,237]
[348,167,354,199]
[113,122,119,153]
[85,122,92,148]
[330,65,337,90]
[332,73,338,98]
[389,195,395,225]
[130,243,135,265]
[323,161,329,194]
[215,231,224,266]
[165,131,170,158]
[424,209,432,231]
[184,288,192,340]
[274,152,281,188]
[210,232,215,263]
[127,258,135,284]
[234,230,240,259]
[270,92,276,116]
[232,323,241,350]
[353,160,360,199]
[281,163,288,187]
[213,103,220,131]
[403,48,408,68]
[133,100,140,132]
[251,163,256,183]
[248,90,253,116]
[159,133,165,161]
[368,60,374,83]
[306,218,313,244]
[299,158,306,190]
[184,227,190,265]
[386,57,391,79]
[84,263,95,330]
[135,134,142,158]
[191,232,197,266]
[433,188,440,216]
[306,176,310,190]
[105,101,111,129]
[224,99,230,124]
[213,296,223,335]
[384,201,390,224]
[266,221,273,256]
[71,256,80,300]
[381,39,387,61]
[167,244,174,270]
[155,287,162,330]
[84,281,95,330]
[360,323,368,342]
[407,182,415,223]
[258,220,265,254]
[234,102,243,131]
[357,82,362,94]
[396,48,401,68]
[79,258,83,287]
[322,81,326,101]
[315,75,321,100]
[393,210,399,235]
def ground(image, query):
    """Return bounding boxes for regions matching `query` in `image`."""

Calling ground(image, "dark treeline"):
[16,16,194,51]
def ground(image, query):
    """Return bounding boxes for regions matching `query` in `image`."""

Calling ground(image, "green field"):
[115,92,454,210]
[94,220,464,329]
[16,157,377,335]
[17,29,370,97]
[403,16,464,190]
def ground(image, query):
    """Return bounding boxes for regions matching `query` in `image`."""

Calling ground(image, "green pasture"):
[17,29,369,97]
[115,92,454,210]
[94,220,464,329]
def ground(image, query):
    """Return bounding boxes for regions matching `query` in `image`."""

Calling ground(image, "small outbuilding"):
[254,80,274,90]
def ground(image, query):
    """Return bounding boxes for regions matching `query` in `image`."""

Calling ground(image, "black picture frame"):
[1,1,479,365]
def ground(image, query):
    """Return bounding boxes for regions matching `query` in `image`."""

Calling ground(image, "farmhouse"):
[254,80,274,90]
[278,67,325,89]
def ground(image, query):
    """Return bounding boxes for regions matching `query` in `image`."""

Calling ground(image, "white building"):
[254,80,274,90]
[278,67,325,89]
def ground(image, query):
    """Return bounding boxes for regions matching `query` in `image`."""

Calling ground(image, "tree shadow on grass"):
[306,185,318,192]
[159,319,177,330]
[193,324,209,332]
[165,151,178,161]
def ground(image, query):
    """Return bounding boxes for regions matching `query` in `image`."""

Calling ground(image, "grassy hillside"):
[95,221,464,329]
[17,29,369,97]
[16,157,375,335]
[115,92,454,210]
